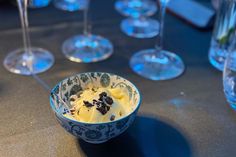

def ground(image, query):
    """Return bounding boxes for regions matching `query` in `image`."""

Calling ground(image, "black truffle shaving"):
[96,101,102,108]
[80,92,114,115]
[96,103,110,115]
[83,101,94,108]
[110,115,115,121]
[93,99,98,104]
[99,92,107,98]
[105,96,113,105]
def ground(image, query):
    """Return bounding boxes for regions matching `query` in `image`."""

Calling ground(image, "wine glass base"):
[3,47,54,75]
[62,34,113,63]
[54,0,88,11]
[115,0,157,17]
[121,18,160,38]
[28,1,51,8]
[130,49,185,80]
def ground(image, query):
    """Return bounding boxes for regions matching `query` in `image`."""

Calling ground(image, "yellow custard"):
[65,87,132,123]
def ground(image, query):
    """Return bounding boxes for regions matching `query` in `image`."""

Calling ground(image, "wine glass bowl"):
[208,0,236,71]
[223,49,236,110]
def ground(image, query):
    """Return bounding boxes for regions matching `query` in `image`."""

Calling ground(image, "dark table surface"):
[1,0,236,157]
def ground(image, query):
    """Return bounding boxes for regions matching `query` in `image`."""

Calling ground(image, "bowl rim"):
[49,72,142,125]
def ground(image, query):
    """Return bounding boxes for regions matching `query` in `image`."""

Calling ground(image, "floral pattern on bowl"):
[50,72,141,144]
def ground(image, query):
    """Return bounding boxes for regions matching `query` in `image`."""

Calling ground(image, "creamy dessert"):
[64,87,133,123]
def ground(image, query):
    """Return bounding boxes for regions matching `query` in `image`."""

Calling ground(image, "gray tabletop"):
[1,1,236,157]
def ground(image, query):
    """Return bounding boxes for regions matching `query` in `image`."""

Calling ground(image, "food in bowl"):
[50,72,141,144]
[65,86,133,123]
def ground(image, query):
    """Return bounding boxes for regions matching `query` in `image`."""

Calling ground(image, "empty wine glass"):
[62,0,113,63]
[3,0,54,75]
[130,0,185,80]
[54,0,88,11]
[223,37,236,110]
[115,0,160,38]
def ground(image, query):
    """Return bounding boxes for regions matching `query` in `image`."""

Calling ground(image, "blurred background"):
[0,0,213,30]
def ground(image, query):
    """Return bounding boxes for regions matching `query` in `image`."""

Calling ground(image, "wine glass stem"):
[155,2,167,52]
[17,0,32,56]
[83,0,90,36]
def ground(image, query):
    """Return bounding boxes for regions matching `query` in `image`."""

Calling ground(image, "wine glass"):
[129,0,185,80]
[3,0,54,75]
[223,37,236,110]
[62,0,113,63]
[209,0,236,71]
[115,0,160,38]
[54,0,88,11]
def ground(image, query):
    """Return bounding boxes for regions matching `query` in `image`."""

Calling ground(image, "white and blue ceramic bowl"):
[50,72,141,144]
